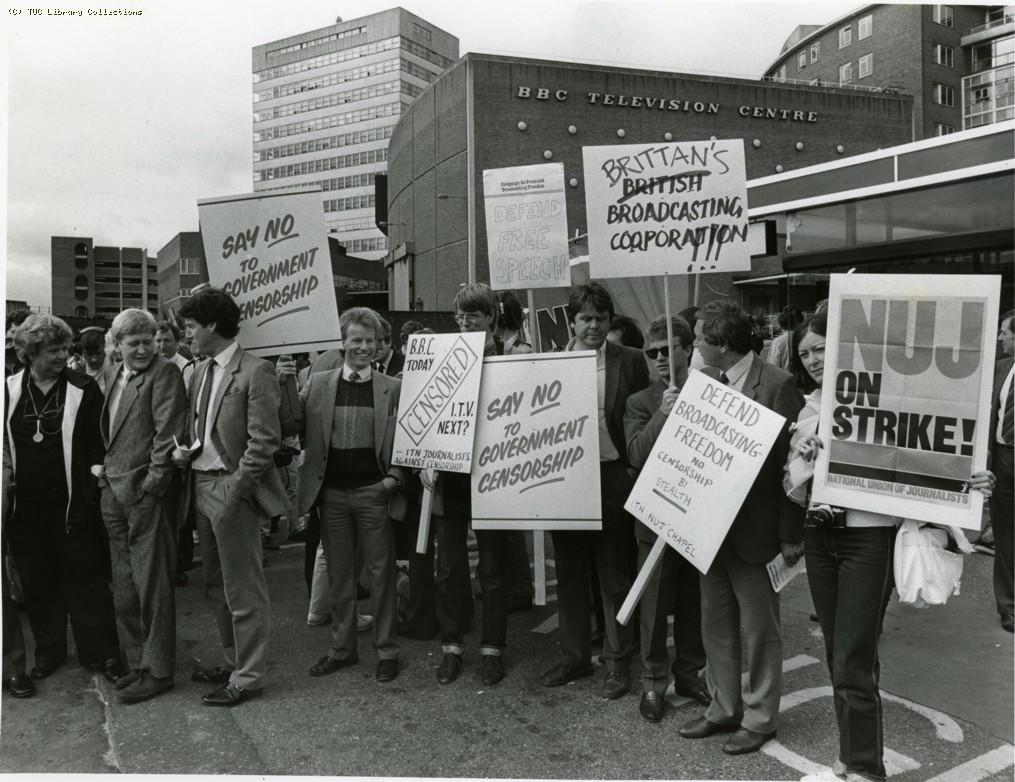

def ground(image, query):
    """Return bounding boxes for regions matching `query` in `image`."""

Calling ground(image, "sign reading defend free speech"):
[392,332,487,474]
[197,189,341,357]
[624,370,785,574]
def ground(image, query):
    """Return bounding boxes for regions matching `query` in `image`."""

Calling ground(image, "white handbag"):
[893,520,972,608]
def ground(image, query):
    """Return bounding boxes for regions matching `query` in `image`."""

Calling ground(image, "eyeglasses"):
[644,346,670,360]
[454,312,485,324]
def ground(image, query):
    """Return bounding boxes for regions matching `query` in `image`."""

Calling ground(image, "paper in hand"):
[767,552,805,593]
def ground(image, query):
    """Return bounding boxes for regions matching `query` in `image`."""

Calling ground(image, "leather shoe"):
[202,682,262,707]
[115,669,142,691]
[309,655,358,677]
[480,655,505,686]
[102,658,127,684]
[540,662,594,687]
[7,674,35,698]
[639,691,664,722]
[678,716,739,739]
[118,672,174,704]
[30,660,62,680]
[722,727,776,755]
[674,677,712,707]
[1002,614,1014,633]
[191,666,232,684]
[436,653,463,685]
[375,658,399,682]
[602,669,629,700]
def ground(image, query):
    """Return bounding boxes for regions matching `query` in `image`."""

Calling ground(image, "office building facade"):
[764,4,1013,138]
[51,236,157,323]
[156,231,209,320]
[251,8,459,261]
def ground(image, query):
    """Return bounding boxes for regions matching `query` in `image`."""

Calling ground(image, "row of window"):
[255,125,393,162]
[321,173,379,191]
[266,26,366,58]
[330,216,378,232]
[253,36,452,83]
[932,5,953,28]
[254,148,388,181]
[837,54,874,84]
[837,14,873,49]
[254,79,413,122]
[324,194,376,213]
[254,57,402,102]
[343,236,388,253]
[253,101,403,142]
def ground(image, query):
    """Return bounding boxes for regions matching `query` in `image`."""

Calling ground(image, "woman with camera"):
[784,310,994,782]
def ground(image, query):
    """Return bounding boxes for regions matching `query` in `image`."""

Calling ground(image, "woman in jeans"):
[784,310,994,782]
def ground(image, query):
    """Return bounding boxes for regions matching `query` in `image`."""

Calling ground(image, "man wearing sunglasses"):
[623,315,709,723]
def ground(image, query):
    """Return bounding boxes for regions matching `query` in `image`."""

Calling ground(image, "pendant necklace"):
[25,379,63,443]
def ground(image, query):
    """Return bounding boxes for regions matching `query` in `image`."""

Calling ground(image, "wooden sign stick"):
[528,288,548,608]
[415,484,434,555]
[617,536,667,625]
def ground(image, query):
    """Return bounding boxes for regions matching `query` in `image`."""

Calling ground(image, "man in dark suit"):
[677,299,803,755]
[624,315,709,723]
[375,317,404,377]
[541,282,649,699]
[99,309,187,703]
[285,307,406,683]
[174,288,288,707]
[990,311,1014,633]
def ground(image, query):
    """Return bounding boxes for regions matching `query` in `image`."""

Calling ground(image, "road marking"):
[922,745,1015,782]
[741,654,820,684]
[532,614,559,634]
[86,676,122,773]
[884,747,921,775]
[881,692,963,743]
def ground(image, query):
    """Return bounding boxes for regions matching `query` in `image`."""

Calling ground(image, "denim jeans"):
[805,525,896,782]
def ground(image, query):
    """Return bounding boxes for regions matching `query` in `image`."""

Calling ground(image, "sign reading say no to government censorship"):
[625,370,785,574]
[392,331,486,474]
[482,162,570,290]
[582,139,750,279]
[197,189,340,357]
[471,352,601,530]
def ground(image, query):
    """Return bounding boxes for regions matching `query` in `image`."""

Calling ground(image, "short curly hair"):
[339,307,384,341]
[14,314,74,364]
[178,288,241,339]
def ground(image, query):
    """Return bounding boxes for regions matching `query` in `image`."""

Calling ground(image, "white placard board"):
[392,332,486,474]
[197,189,340,356]
[482,162,570,290]
[471,352,601,530]
[624,370,786,574]
[582,139,750,279]
[811,274,1000,530]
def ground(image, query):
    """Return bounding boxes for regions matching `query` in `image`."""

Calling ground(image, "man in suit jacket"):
[99,309,187,703]
[990,310,1014,633]
[174,288,287,707]
[375,317,405,377]
[283,307,407,683]
[624,315,709,723]
[541,282,649,698]
[677,299,803,756]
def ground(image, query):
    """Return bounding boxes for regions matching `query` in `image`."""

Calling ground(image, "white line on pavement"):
[884,747,921,775]
[532,614,559,634]
[87,676,122,773]
[922,746,1015,782]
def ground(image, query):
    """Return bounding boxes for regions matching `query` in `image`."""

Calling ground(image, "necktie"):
[720,372,730,385]
[1004,378,1014,446]
[196,361,215,446]
[108,369,134,435]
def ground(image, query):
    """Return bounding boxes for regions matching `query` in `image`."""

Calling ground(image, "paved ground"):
[1,537,1012,781]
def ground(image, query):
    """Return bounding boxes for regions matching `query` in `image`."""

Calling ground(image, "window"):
[810,42,820,62]
[933,82,955,106]
[859,53,873,78]
[858,14,873,39]
[933,43,954,68]
[932,5,953,27]
[934,123,956,136]
[839,25,852,48]
[774,65,787,82]
[75,306,89,318]
[839,62,853,85]
[798,51,807,69]
[412,23,432,41]
[972,86,991,103]
[180,257,200,274]
[74,275,89,301]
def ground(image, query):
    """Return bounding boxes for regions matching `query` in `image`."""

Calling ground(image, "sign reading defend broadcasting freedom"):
[482,162,570,290]
[471,352,601,530]
[811,274,1000,530]
[624,370,785,574]
[392,332,486,474]
[197,189,341,357]
[582,139,751,279]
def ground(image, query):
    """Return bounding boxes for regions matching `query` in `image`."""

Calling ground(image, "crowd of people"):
[1,286,1010,782]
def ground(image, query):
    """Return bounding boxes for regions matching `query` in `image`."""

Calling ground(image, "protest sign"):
[811,274,1000,530]
[483,163,570,290]
[197,189,340,356]
[623,370,786,574]
[582,139,750,279]
[392,331,486,474]
[471,352,601,530]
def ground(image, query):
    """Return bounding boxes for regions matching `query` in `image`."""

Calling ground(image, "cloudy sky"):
[4,0,857,308]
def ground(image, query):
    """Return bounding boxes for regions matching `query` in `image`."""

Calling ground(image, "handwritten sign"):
[196,189,340,356]
[582,139,750,279]
[624,370,785,574]
[812,274,1000,530]
[392,332,486,474]
[471,352,601,530]
[482,163,570,290]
